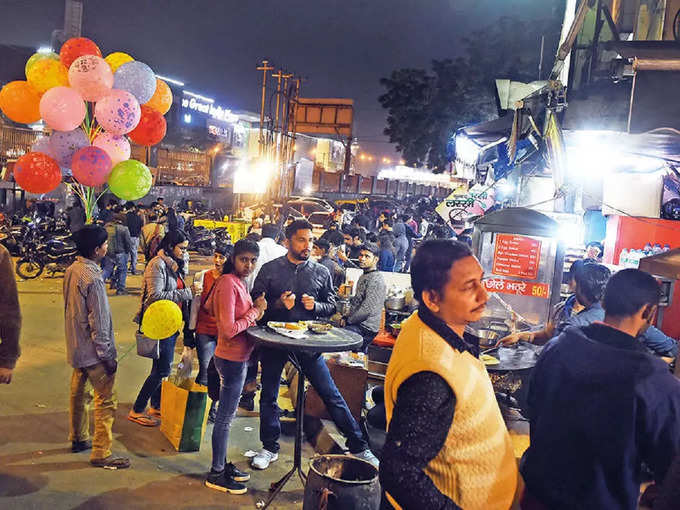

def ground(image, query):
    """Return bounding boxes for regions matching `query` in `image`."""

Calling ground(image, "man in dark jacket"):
[251,219,377,470]
[313,238,345,289]
[66,200,86,234]
[125,203,143,275]
[102,219,132,295]
[521,269,680,510]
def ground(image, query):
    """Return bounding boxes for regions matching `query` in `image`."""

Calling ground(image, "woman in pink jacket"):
[204,239,267,494]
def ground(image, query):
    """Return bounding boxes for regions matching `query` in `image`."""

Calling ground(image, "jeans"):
[211,356,247,473]
[259,347,368,454]
[404,240,414,272]
[133,332,178,413]
[242,347,260,399]
[195,333,217,386]
[393,236,408,272]
[129,236,140,274]
[70,362,117,460]
[102,253,128,291]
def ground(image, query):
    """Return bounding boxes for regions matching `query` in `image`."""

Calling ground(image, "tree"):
[379,12,564,172]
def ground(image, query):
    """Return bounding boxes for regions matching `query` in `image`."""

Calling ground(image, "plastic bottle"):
[643,243,652,256]
[652,243,663,255]
[619,248,629,267]
[630,249,641,268]
[664,244,671,252]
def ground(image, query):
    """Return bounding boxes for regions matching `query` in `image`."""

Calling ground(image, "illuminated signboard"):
[181,92,238,123]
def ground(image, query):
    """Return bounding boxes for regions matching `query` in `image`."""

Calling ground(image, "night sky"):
[1,0,562,161]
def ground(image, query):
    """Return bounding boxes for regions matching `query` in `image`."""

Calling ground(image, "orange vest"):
[384,312,518,510]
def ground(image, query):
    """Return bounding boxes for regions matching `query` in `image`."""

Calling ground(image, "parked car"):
[307,212,333,238]
[289,196,334,212]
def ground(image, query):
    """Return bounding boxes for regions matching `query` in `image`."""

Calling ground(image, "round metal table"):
[246,325,362,509]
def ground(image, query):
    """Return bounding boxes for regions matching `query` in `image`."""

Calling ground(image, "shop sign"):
[492,234,541,279]
[435,183,495,234]
[483,278,549,299]
[181,96,239,123]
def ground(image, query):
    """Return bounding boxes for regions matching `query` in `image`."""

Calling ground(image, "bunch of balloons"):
[0,37,174,220]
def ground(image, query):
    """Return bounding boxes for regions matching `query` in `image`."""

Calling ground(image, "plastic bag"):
[173,347,194,385]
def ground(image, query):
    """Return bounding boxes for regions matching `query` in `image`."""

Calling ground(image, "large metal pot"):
[385,296,405,311]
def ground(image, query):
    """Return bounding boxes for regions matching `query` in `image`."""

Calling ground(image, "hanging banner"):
[435,183,496,234]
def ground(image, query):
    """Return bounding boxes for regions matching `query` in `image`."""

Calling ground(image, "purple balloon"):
[31,137,54,157]
[48,128,89,168]
[113,61,156,104]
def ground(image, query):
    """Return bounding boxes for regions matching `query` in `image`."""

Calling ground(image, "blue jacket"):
[378,249,394,272]
[522,323,680,510]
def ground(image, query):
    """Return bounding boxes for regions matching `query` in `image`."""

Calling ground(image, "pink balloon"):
[94,89,140,135]
[71,146,112,186]
[68,55,113,102]
[39,86,86,132]
[92,132,131,166]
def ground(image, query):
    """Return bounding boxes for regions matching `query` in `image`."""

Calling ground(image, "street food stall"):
[471,207,565,340]
[470,207,565,413]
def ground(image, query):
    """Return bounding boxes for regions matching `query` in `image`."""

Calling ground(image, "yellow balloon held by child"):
[141,300,183,340]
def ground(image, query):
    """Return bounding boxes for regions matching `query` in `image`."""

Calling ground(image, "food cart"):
[470,207,565,340]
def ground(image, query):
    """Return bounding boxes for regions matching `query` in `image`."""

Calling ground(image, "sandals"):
[148,407,161,418]
[127,411,160,427]
[91,455,131,469]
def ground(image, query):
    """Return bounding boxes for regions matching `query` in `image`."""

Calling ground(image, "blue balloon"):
[113,61,156,104]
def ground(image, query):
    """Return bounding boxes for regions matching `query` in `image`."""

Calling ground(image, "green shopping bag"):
[160,379,209,452]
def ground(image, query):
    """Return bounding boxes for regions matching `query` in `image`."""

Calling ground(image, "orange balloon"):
[26,59,69,94]
[0,81,42,124]
[144,79,172,115]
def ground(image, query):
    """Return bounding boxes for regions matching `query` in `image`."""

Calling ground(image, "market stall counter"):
[246,325,362,509]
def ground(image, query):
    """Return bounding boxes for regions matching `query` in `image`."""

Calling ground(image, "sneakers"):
[205,470,247,494]
[350,449,380,469]
[226,462,250,482]
[251,449,278,470]
[91,455,131,469]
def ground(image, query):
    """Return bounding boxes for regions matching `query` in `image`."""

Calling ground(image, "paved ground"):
[0,254,312,510]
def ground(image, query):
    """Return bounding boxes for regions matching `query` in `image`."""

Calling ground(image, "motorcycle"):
[0,223,25,256]
[186,223,216,256]
[15,224,78,279]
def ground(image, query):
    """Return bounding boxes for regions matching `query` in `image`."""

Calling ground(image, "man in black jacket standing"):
[125,202,143,275]
[251,220,377,470]
[521,269,680,510]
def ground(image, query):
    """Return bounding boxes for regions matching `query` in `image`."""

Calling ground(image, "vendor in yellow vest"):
[380,239,518,510]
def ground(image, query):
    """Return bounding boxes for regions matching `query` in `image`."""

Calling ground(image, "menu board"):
[492,234,541,279]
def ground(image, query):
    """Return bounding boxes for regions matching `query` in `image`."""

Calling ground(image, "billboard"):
[291,98,353,137]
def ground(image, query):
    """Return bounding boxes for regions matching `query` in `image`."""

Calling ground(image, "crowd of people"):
[2,194,680,509]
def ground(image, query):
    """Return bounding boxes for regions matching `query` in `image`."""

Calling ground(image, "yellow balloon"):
[105,52,134,73]
[26,59,68,94]
[141,299,183,340]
